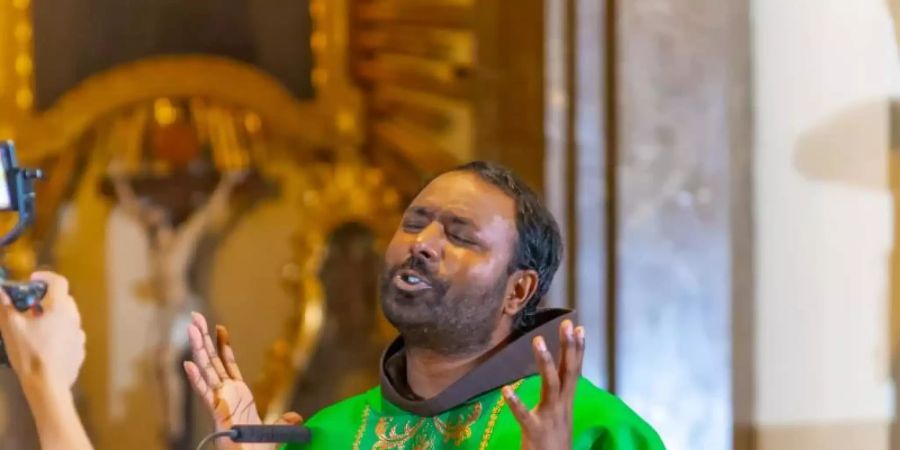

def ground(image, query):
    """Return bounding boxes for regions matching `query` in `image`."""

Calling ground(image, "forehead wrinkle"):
[412,192,511,227]
[409,171,518,241]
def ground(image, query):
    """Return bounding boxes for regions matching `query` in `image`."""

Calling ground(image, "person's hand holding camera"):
[0,270,92,450]
[0,271,85,387]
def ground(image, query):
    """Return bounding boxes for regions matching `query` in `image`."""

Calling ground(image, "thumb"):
[271,411,303,426]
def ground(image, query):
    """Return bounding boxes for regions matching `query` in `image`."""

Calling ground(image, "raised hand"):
[183,312,301,450]
[503,320,585,450]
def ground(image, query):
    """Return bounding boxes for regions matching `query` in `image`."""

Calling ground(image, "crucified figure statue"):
[107,161,246,448]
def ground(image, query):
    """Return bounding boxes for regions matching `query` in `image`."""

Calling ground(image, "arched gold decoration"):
[256,161,402,421]
[15,56,331,160]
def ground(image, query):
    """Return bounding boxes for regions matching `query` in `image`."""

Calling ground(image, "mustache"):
[381,254,451,297]
[389,254,435,283]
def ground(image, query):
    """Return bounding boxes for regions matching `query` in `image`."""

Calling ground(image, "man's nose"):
[411,223,441,262]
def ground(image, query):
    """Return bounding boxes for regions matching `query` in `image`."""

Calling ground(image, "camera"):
[0,140,47,366]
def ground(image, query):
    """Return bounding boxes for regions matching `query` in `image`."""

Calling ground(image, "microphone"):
[231,425,312,443]
[196,425,311,450]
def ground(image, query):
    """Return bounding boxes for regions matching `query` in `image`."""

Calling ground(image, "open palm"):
[184,313,301,450]
[503,320,585,450]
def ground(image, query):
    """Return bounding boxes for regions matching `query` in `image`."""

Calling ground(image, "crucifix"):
[102,160,253,449]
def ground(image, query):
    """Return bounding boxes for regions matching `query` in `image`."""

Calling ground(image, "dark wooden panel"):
[472,0,545,189]
[613,0,751,449]
[31,0,314,110]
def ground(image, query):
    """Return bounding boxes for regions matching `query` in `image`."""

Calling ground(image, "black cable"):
[195,430,234,450]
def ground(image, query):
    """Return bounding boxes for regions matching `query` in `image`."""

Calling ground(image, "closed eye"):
[402,206,433,232]
[402,220,427,232]
[448,232,478,247]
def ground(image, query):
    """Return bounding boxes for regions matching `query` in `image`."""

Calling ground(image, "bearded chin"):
[380,274,508,356]
[392,308,499,356]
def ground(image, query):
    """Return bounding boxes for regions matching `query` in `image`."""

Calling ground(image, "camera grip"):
[0,280,47,367]
[1,280,47,312]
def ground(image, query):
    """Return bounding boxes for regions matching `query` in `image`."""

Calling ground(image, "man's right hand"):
[184,312,302,450]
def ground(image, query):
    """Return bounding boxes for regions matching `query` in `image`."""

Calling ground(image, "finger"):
[216,325,244,381]
[503,385,538,430]
[533,335,560,406]
[183,361,215,408]
[187,321,205,357]
[31,271,68,292]
[574,325,586,380]
[191,311,210,337]
[559,320,580,400]
[272,411,304,426]
[188,324,223,390]
[192,312,229,380]
[30,271,68,306]
[203,329,230,381]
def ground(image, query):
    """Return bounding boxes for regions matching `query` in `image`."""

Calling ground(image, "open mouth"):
[393,268,432,292]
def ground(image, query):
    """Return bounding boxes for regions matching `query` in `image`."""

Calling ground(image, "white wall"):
[754,0,900,430]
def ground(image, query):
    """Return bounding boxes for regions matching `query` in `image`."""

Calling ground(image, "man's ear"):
[503,269,539,317]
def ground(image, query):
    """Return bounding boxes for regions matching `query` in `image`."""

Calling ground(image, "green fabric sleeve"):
[512,376,666,450]
[568,378,666,450]
[279,389,373,450]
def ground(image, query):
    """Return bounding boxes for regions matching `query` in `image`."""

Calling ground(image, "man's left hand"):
[504,320,585,450]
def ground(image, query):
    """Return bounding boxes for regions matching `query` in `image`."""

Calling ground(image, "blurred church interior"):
[0,0,897,449]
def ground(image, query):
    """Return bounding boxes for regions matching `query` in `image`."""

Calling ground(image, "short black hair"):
[448,161,563,330]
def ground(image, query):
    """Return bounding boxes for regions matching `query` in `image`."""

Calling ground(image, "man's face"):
[380,171,518,355]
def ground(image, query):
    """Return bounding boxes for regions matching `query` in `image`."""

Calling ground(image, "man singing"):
[185,161,665,449]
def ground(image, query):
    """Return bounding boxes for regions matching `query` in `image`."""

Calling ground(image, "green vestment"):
[282,310,665,450]
[282,375,663,449]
